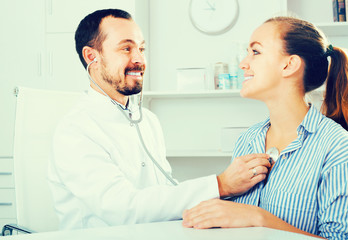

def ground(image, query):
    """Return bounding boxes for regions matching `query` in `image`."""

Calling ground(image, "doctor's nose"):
[131,49,146,65]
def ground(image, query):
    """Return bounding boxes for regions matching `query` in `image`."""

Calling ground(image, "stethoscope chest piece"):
[266,147,279,165]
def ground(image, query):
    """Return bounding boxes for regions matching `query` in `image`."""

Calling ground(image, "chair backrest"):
[13,87,83,232]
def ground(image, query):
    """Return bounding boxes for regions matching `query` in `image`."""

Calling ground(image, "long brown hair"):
[323,47,348,130]
[265,16,348,131]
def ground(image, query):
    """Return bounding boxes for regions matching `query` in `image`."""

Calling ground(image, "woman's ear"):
[282,55,303,78]
[82,46,98,66]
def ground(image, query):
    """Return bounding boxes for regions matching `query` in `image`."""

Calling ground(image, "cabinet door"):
[0,1,15,156]
[0,158,14,188]
[14,0,45,88]
[46,0,136,33]
[45,33,88,92]
[0,0,44,156]
[0,81,16,157]
[0,189,16,219]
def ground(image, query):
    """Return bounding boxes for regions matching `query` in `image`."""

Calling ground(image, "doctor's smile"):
[125,65,145,80]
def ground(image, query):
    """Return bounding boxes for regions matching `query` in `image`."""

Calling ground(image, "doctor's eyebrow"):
[118,39,146,46]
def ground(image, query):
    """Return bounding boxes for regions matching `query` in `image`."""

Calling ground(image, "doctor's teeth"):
[245,76,253,80]
[127,72,141,76]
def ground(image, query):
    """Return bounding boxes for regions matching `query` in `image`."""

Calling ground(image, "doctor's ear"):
[82,46,98,66]
[282,55,303,78]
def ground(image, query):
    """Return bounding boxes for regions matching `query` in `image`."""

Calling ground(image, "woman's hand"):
[182,199,324,239]
[217,153,271,197]
[182,199,262,229]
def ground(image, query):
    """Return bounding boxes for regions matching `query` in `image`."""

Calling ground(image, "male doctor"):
[48,9,271,230]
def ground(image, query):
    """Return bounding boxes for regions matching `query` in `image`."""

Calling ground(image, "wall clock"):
[189,0,239,35]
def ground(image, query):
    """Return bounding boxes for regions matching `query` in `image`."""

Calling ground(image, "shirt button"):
[141,162,146,167]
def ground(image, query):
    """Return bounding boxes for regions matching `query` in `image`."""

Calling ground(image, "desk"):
[2,220,318,240]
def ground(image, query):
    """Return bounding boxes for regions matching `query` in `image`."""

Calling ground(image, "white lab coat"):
[48,88,219,230]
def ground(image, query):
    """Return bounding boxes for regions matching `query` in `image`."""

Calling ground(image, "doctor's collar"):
[88,86,129,110]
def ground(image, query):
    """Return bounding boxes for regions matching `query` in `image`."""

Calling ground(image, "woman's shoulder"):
[318,115,348,141]
[316,115,348,169]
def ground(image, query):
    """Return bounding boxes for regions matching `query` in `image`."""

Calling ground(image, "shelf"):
[143,90,241,99]
[315,22,348,36]
[143,88,324,99]
[166,149,232,158]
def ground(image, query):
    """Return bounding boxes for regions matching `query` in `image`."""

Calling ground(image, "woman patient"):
[183,16,348,239]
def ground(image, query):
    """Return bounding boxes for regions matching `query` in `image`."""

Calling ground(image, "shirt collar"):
[297,104,323,134]
[247,104,323,147]
[87,86,128,109]
[247,118,270,152]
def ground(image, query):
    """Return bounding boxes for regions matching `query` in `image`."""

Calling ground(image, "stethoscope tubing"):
[86,61,177,186]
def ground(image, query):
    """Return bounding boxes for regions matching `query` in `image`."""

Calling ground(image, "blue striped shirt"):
[230,105,348,239]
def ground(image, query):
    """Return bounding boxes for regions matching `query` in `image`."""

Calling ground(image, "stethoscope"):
[86,58,178,186]
[266,147,279,165]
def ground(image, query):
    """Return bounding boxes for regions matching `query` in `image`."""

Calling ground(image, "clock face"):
[189,0,239,35]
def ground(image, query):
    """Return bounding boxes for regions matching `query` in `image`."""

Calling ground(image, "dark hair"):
[265,16,348,131]
[75,9,132,68]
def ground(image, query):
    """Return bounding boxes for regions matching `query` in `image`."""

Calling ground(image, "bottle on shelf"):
[214,62,230,90]
[228,55,239,90]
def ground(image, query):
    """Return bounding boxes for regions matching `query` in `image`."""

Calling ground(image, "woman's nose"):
[239,56,249,70]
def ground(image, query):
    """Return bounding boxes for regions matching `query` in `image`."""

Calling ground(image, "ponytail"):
[322,46,348,131]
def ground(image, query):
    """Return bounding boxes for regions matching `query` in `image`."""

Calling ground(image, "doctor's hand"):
[217,153,270,198]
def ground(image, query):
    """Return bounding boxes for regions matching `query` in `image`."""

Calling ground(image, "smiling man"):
[48,9,272,230]
[81,15,146,105]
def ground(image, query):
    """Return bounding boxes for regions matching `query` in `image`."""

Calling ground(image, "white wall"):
[148,0,286,91]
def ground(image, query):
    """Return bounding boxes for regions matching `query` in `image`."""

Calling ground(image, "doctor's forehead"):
[100,17,145,45]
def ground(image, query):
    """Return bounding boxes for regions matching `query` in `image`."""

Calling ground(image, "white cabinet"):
[1,0,46,157]
[0,159,14,188]
[0,0,45,157]
[45,33,88,91]
[0,158,16,230]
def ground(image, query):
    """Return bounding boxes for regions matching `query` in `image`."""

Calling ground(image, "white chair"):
[2,87,83,235]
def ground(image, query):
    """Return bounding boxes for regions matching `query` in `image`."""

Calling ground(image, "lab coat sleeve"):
[51,115,219,226]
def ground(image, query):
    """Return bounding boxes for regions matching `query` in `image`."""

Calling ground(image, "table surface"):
[2,220,318,240]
